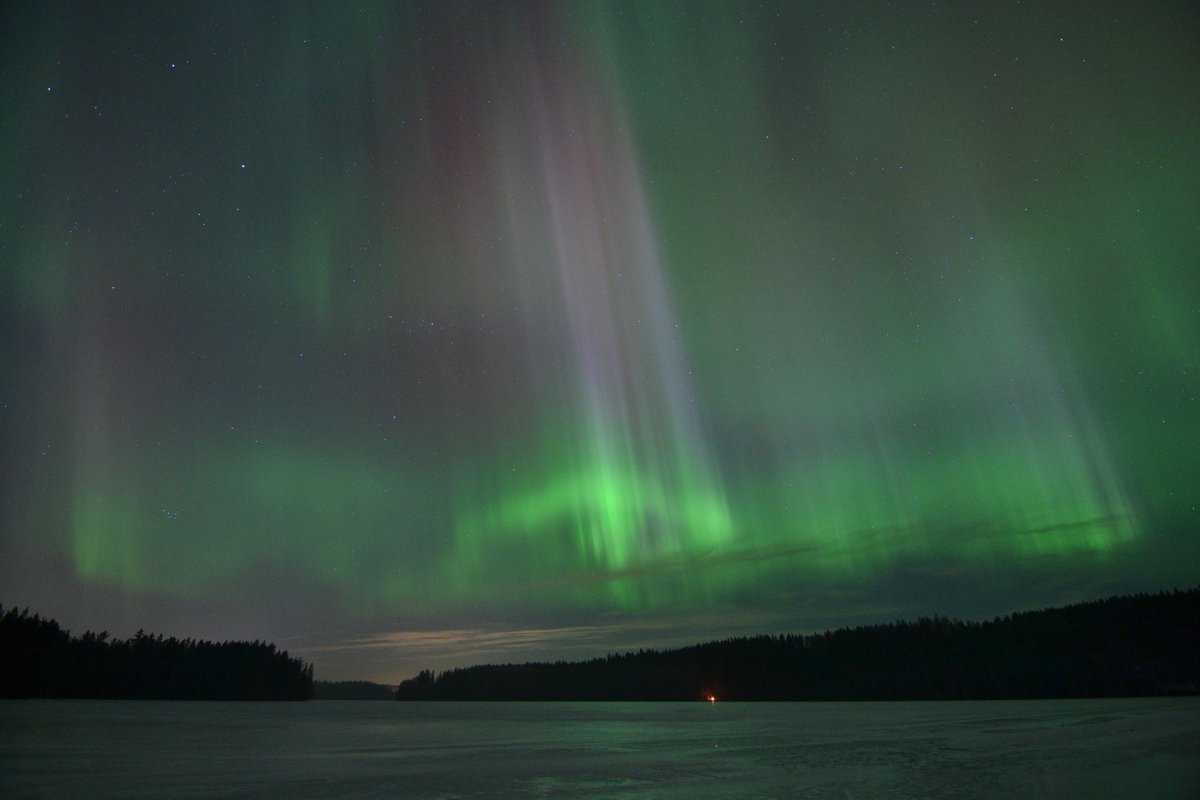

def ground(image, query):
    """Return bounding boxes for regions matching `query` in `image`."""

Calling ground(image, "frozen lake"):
[2,698,1197,798]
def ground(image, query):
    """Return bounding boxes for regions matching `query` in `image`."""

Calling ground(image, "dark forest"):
[397,589,1199,701]
[1,606,312,700]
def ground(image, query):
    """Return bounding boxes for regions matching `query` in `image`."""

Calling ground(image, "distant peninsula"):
[397,588,1199,701]
[0,605,313,700]
[313,680,396,700]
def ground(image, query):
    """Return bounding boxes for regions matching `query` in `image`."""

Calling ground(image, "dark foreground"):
[2,698,1197,799]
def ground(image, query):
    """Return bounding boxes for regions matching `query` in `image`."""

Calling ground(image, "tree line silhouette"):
[1,605,313,700]
[397,588,1198,701]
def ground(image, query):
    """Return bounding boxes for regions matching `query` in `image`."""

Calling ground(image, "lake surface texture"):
[2,698,1197,798]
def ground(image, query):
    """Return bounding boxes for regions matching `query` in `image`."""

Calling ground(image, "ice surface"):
[1,698,1197,798]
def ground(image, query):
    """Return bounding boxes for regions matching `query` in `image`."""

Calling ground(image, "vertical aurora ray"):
[450,12,732,605]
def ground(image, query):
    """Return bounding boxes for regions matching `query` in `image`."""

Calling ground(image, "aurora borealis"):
[2,2,1197,682]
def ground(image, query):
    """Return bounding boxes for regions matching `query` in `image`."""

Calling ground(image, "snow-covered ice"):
[2,697,1197,798]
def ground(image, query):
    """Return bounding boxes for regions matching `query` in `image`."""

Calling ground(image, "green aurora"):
[1,1,1197,680]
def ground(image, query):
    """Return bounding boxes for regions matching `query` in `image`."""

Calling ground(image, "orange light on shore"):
[705,693,717,703]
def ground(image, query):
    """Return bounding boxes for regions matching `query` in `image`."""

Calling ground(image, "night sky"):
[2,1,1197,683]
